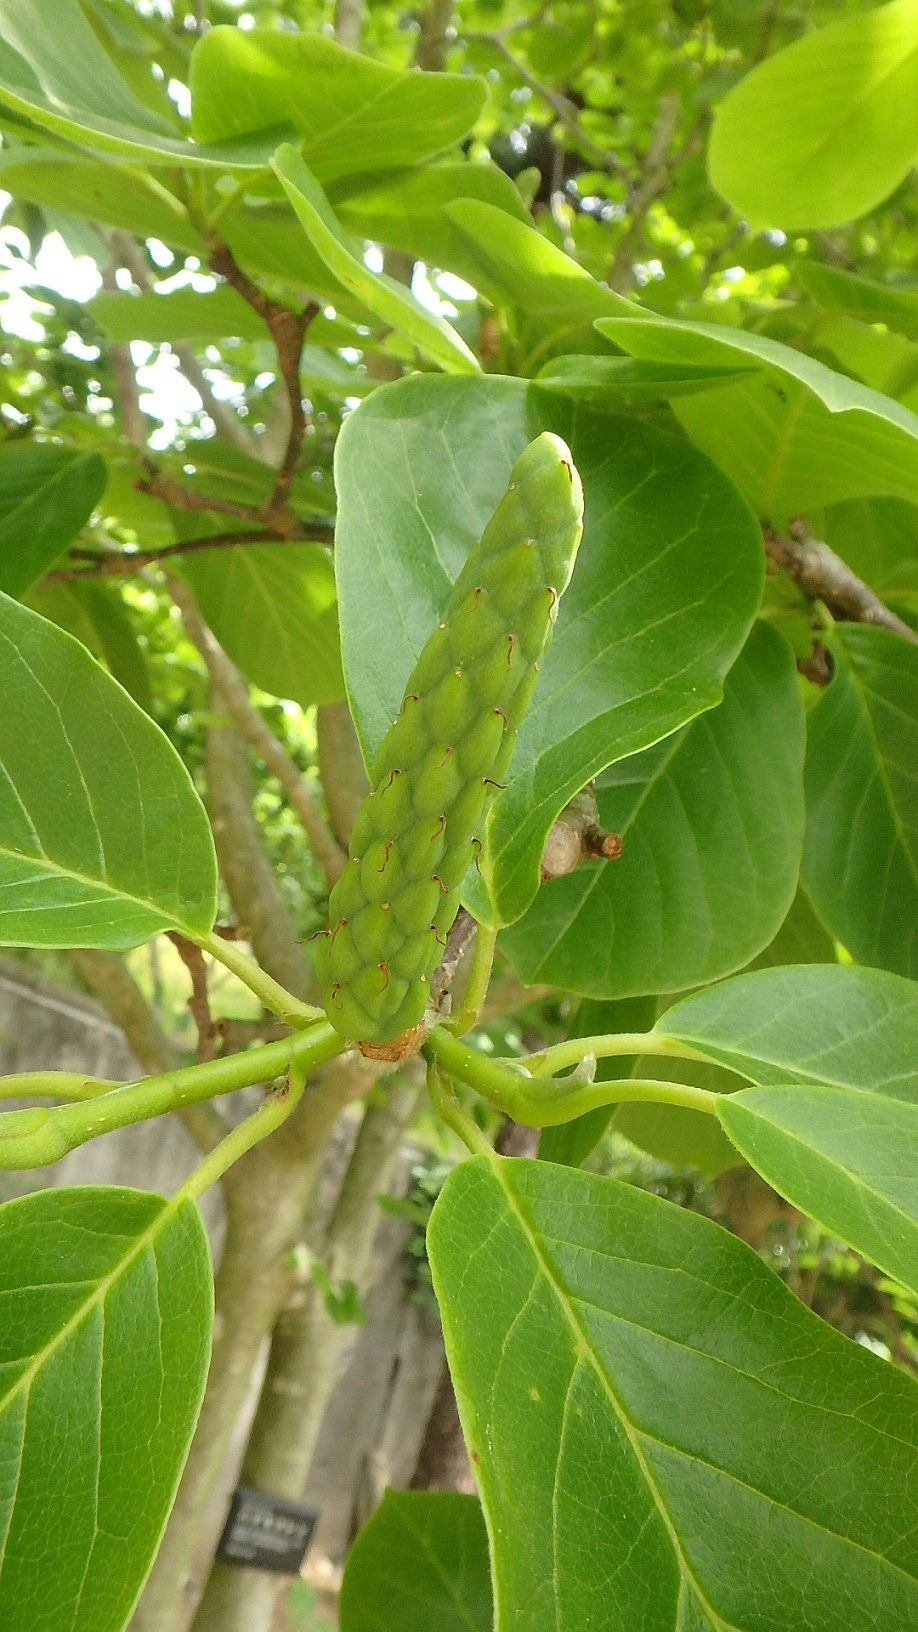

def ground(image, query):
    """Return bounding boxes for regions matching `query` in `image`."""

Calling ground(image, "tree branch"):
[166,571,347,886]
[206,679,317,1002]
[51,524,333,582]
[209,239,320,522]
[765,520,918,644]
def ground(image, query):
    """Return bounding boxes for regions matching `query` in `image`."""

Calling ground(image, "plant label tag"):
[217,1485,320,1573]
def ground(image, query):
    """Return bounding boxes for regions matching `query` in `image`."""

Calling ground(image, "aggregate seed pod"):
[316,431,584,1050]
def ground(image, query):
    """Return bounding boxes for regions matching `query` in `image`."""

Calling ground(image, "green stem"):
[204,176,255,236]
[424,1027,718,1127]
[427,1060,492,1157]
[195,931,322,1028]
[0,1022,343,1170]
[0,1073,118,1102]
[522,1032,710,1077]
[446,922,498,1036]
[182,1054,310,1201]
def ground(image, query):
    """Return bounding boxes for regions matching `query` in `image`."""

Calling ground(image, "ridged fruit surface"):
[317,432,584,1043]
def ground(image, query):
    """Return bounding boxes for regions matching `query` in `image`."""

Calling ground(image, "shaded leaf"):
[0,593,217,948]
[0,0,284,168]
[0,1186,212,1631]
[797,262,918,344]
[597,312,918,520]
[0,443,106,599]
[803,625,918,978]
[0,150,205,254]
[182,542,344,710]
[719,1084,918,1295]
[340,1490,492,1632]
[429,1156,918,1631]
[655,963,918,1099]
[501,624,804,994]
[334,161,528,284]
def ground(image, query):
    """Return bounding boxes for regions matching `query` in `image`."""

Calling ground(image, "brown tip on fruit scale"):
[358,1023,425,1063]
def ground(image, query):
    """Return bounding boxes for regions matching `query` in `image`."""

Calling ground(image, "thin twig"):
[464,30,621,172]
[166,571,347,886]
[210,240,320,521]
[609,100,704,291]
[540,786,623,880]
[50,524,333,582]
[168,933,217,1062]
[766,521,918,644]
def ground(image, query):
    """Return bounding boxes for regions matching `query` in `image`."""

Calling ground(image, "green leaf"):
[803,626,918,978]
[709,0,918,229]
[272,147,479,375]
[0,150,205,253]
[444,200,633,344]
[0,593,217,948]
[334,375,762,926]
[27,580,154,713]
[340,1490,492,1632]
[719,1084,918,1295]
[333,161,529,284]
[655,963,918,1098]
[0,443,106,599]
[182,543,344,710]
[91,286,266,343]
[597,312,918,520]
[0,1186,212,1632]
[428,1156,918,1630]
[536,354,758,406]
[797,261,918,343]
[501,623,804,993]
[190,27,486,181]
[0,0,285,168]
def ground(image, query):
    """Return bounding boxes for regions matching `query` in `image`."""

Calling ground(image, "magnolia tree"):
[0,1,917,1630]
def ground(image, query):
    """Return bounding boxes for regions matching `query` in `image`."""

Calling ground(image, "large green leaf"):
[429,1156,918,1630]
[0,444,106,599]
[334,374,762,926]
[719,1084,918,1295]
[340,1490,492,1632]
[0,151,206,253]
[0,0,284,168]
[0,593,217,948]
[0,1186,212,1632]
[803,625,918,978]
[272,148,479,375]
[190,27,486,181]
[709,0,918,229]
[27,580,153,713]
[655,964,918,1098]
[501,623,805,995]
[597,312,918,520]
[182,543,344,710]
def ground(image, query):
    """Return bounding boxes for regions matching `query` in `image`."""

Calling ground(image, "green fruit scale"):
[316,432,584,1044]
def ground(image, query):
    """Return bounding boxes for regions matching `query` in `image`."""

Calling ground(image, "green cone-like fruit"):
[317,432,584,1044]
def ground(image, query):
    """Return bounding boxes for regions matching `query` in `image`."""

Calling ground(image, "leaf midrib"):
[0,839,196,935]
[489,1156,737,1632]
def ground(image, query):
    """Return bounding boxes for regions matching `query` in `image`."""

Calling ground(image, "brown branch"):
[50,524,333,582]
[167,933,217,1062]
[766,520,918,644]
[209,239,320,522]
[609,100,704,292]
[166,571,347,886]
[540,786,623,881]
